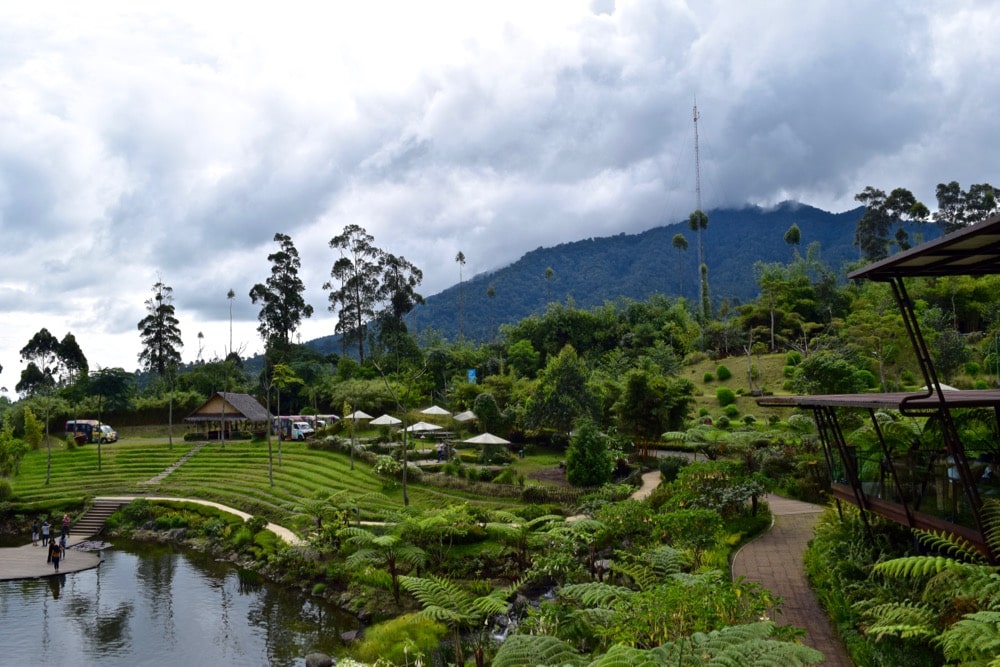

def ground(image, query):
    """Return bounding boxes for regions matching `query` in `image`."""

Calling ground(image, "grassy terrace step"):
[11,437,524,522]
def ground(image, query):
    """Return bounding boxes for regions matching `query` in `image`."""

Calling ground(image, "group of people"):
[30,513,71,572]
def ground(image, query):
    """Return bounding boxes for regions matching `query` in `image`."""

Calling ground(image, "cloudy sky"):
[0,0,997,392]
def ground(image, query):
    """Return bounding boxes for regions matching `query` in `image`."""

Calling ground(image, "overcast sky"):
[1,1,997,392]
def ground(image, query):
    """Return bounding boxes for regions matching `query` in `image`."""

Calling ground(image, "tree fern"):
[937,610,1000,664]
[914,527,988,563]
[491,634,585,667]
[559,582,634,607]
[872,555,965,579]
[857,601,937,640]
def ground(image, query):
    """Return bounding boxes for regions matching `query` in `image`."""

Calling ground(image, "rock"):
[304,652,333,667]
[340,629,360,642]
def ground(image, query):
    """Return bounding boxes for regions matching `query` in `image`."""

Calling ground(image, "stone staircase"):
[72,498,127,539]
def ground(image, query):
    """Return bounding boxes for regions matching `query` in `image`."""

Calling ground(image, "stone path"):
[139,441,207,484]
[731,495,853,666]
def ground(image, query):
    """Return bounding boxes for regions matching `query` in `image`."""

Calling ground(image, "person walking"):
[31,519,39,546]
[59,534,67,561]
[41,519,50,547]
[48,539,62,572]
[61,513,70,539]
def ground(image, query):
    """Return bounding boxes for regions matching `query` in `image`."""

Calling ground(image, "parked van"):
[65,420,118,444]
[290,421,315,441]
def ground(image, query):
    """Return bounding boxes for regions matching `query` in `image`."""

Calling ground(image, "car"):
[99,424,118,443]
[290,421,315,441]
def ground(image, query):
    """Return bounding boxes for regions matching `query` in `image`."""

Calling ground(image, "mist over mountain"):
[308,202,907,354]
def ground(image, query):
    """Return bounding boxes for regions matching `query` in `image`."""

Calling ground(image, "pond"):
[0,541,358,666]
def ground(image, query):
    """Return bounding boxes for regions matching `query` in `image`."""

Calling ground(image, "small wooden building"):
[186,392,272,437]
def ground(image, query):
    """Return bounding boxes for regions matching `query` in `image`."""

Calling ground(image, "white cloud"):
[1,0,998,392]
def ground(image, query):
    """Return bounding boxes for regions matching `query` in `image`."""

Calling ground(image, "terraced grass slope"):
[10,437,520,528]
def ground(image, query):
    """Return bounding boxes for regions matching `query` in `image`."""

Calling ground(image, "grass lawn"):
[10,435,528,528]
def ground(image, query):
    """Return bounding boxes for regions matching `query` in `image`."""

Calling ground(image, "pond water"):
[0,541,358,666]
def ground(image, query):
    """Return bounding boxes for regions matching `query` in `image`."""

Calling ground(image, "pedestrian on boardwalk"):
[41,519,50,546]
[31,519,39,546]
[61,513,70,539]
[48,539,62,572]
[59,534,67,560]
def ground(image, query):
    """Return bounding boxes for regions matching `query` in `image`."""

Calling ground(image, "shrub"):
[722,404,739,418]
[715,387,736,407]
[653,508,723,553]
[703,372,714,383]
[786,350,802,366]
[715,364,732,381]
[658,455,690,483]
[521,485,551,503]
[964,361,981,376]
[783,365,796,378]
[742,414,757,425]
[0,479,11,501]
[121,499,154,525]
[715,415,730,429]
[246,515,269,534]
[354,613,448,665]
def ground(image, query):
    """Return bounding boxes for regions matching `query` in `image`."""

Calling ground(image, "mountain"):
[307,202,912,353]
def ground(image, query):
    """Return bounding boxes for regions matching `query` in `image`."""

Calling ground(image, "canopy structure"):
[344,410,373,420]
[420,405,451,416]
[463,432,510,445]
[453,410,477,423]
[370,414,402,426]
[405,421,443,433]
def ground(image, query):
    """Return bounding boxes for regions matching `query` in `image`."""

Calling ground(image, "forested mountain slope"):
[309,201,927,353]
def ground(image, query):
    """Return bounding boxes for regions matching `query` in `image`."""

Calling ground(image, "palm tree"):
[456,251,466,340]
[672,233,688,295]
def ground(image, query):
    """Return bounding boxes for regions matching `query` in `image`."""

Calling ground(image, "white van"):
[290,421,315,441]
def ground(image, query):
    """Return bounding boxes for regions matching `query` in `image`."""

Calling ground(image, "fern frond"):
[491,634,585,667]
[872,555,962,579]
[586,644,663,667]
[643,544,689,578]
[399,575,470,610]
[913,528,987,563]
[857,601,937,640]
[938,610,1000,663]
[559,582,634,607]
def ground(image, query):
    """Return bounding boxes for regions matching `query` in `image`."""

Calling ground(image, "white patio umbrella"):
[370,414,402,426]
[345,410,374,420]
[463,432,511,445]
[453,410,477,423]
[405,421,443,433]
[420,405,452,416]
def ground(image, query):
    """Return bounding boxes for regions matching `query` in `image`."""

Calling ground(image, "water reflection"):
[0,542,356,666]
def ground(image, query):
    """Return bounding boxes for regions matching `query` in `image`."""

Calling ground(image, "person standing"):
[48,539,62,572]
[31,519,39,546]
[59,534,68,561]
[41,519,50,547]
[61,513,70,539]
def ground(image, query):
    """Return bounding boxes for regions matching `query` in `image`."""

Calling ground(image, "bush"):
[722,404,739,418]
[786,350,802,366]
[0,479,11,501]
[715,387,736,407]
[964,361,981,376]
[121,499,154,525]
[783,365,796,378]
[715,364,732,381]
[703,372,714,383]
[658,455,690,483]
[354,613,448,665]
[565,418,613,487]
[521,485,551,503]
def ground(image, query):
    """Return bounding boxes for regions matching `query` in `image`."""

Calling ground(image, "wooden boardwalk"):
[0,534,103,580]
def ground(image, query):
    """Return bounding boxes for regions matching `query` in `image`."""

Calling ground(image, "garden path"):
[731,495,853,666]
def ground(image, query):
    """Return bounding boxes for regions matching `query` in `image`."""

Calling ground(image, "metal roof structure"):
[850,212,1000,280]
[760,212,1000,560]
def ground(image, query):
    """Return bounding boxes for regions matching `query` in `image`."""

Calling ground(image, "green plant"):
[0,479,12,501]
[716,364,732,381]
[716,387,736,407]
[703,372,714,383]
[658,455,689,483]
[723,404,739,418]
[353,613,447,665]
[121,498,154,525]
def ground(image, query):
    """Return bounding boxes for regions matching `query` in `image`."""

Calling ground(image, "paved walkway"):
[732,494,853,666]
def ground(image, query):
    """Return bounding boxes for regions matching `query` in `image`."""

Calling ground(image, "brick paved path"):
[731,495,854,666]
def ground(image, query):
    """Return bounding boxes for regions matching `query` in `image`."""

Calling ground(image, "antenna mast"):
[693,98,702,212]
